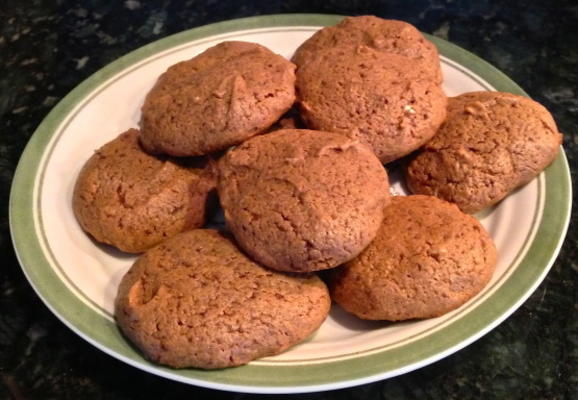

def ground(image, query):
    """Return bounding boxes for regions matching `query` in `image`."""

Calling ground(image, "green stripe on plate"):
[9,14,572,393]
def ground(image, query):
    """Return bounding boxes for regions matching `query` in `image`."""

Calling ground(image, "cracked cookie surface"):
[115,229,331,369]
[218,129,390,273]
[293,15,442,84]
[296,45,447,164]
[405,91,563,213]
[140,41,296,156]
[72,129,216,253]
[329,195,497,321]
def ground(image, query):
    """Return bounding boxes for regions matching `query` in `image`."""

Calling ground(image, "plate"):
[9,14,572,393]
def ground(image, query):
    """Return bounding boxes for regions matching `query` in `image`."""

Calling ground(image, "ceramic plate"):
[9,14,571,394]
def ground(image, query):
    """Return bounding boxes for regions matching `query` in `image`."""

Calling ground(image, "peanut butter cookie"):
[73,129,215,253]
[296,45,447,163]
[115,229,330,369]
[140,41,296,156]
[330,195,497,321]
[293,16,442,83]
[218,129,390,273]
[406,91,563,213]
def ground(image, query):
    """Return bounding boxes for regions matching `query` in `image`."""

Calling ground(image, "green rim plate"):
[9,14,572,393]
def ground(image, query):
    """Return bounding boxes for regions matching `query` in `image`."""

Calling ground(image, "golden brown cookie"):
[73,129,215,253]
[292,16,442,83]
[330,195,497,321]
[296,45,447,164]
[405,91,563,213]
[115,229,331,369]
[218,129,390,273]
[140,41,296,156]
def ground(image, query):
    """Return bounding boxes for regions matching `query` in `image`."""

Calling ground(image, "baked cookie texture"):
[218,129,390,273]
[330,195,497,321]
[406,91,563,213]
[73,129,216,253]
[292,15,443,83]
[115,229,331,369]
[140,41,296,156]
[296,45,447,164]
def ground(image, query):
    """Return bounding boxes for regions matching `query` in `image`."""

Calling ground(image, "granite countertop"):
[1,1,576,399]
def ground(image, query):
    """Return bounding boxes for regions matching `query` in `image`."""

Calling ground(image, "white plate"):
[10,14,572,394]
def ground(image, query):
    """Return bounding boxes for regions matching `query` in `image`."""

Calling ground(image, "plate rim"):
[9,13,572,394]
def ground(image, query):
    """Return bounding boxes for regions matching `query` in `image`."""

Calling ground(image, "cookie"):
[292,16,442,83]
[140,41,296,156]
[218,129,390,273]
[330,195,497,321]
[296,45,447,164]
[115,229,331,369]
[405,91,563,213]
[73,129,215,253]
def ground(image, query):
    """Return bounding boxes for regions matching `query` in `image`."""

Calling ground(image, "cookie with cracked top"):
[115,229,330,369]
[405,91,563,213]
[293,15,443,83]
[218,129,390,273]
[296,45,447,164]
[329,195,497,321]
[140,41,296,157]
[73,128,216,253]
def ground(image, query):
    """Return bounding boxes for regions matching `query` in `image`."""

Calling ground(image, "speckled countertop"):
[1,1,577,399]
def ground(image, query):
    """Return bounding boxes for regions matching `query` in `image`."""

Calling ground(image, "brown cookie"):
[292,16,443,83]
[115,229,331,369]
[218,129,390,273]
[405,91,563,213]
[330,195,497,321]
[140,41,296,156]
[73,129,216,253]
[296,45,447,164]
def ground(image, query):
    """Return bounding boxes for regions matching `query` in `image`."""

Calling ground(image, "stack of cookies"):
[72,16,563,370]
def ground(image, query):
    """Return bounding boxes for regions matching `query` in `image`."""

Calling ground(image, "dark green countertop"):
[1,1,576,399]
